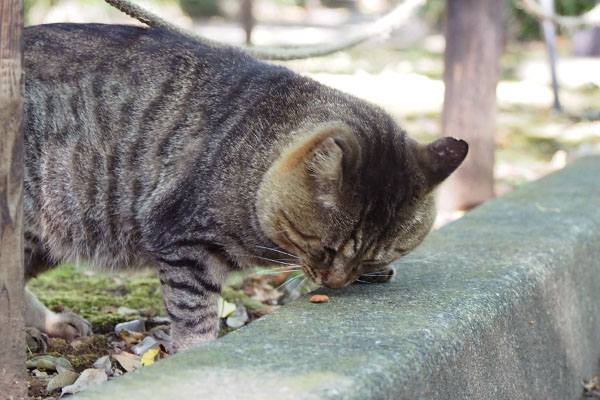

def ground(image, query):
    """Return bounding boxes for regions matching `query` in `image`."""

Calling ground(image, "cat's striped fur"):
[23,23,467,352]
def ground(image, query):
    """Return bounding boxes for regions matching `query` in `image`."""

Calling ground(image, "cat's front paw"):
[26,327,49,353]
[357,267,395,284]
[45,312,92,341]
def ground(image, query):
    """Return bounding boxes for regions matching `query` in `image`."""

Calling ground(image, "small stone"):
[115,319,145,333]
[309,294,329,303]
[226,303,249,328]
[132,336,159,356]
[117,306,140,316]
[92,355,112,375]
[32,369,48,377]
[149,325,171,342]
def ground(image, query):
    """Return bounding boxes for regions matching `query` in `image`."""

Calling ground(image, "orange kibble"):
[309,294,329,303]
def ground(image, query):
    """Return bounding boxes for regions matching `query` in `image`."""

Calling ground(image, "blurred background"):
[24,0,600,222]
[20,4,600,385]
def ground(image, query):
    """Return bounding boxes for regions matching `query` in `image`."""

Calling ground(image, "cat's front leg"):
[156,258,226,353]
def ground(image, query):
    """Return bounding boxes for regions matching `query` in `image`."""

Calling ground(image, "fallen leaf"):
[46,370,79,392]
[112,352,142,372]
[119,329,144,346]
[26,356,73,372]
[61,369,107,395]
[272,272,291,287]
[309,294,329,303]
[218,296,237,318]
[158,344,170,358]
[584,376,599,391]
[141,348,160,366]
[254,305,280,317]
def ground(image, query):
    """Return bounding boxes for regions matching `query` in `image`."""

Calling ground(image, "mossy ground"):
[28,265,165,332]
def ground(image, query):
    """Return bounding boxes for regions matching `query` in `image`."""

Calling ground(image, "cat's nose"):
[322,269,349,289]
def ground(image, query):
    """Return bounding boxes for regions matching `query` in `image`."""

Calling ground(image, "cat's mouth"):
[302,265,353,289]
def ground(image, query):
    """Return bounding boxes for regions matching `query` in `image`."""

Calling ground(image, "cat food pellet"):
[309,294,329,303]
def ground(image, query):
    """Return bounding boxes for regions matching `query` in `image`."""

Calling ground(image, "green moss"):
[28,265,165,331]
[221,287,265,312]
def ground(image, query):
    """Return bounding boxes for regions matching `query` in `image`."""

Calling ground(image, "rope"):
[103,0,426,60]
[518,0,600,28]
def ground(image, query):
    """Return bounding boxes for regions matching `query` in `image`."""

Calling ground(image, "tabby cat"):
[23,23,468,352]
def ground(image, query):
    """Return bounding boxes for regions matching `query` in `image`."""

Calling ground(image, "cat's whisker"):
[407,253,441,262]
[355,279,372,284]
[276,274,303,291]
[360,272,390,276]
[252,256,300,266]
[251,269,301,276]
[255,245,299,259]
[293,275,308,292]
[268,265,302,271]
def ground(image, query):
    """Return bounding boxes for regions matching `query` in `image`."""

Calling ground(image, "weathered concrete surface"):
[76,157,600,400]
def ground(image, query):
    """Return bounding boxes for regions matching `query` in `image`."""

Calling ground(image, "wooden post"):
[0,0,26,399]
[438,0,503,212]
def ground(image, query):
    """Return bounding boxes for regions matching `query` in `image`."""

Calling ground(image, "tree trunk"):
[0,0,26,398]
[541,0,561,111]
[573,0,600,57]
[241,0,254,46]
[438,0,502,212]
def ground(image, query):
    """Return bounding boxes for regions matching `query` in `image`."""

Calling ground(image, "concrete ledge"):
[75,157,600,400]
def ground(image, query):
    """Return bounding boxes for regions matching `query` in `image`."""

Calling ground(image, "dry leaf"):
[218,296,237,318]
[141,349,160,366]
[254,305,280,317]
[46,370,79,392]
[112,352,142,372]
[61,369,107,395]
[584,376,599,391]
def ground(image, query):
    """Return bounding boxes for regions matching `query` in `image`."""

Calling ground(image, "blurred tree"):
[540,0,561,111]
[572,0,600,56]
[179,0,221,17]
[241,0,254,45]
[0,0,26,398]
[507,0,598,40]
[438,0,503,212]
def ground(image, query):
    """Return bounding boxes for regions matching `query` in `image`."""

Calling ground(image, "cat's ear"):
[306,130,360,184]
[304,129,360,208]
[415,136,468,189]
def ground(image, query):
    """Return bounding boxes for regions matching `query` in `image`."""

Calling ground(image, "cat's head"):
[256,121,467,289]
